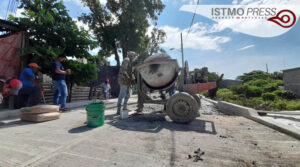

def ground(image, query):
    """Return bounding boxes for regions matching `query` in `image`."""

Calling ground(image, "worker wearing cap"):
[19,63,42,107]
[117,51,136,114]
[0,78,22,104]
[101,78,111,100]
[51,55,72,112]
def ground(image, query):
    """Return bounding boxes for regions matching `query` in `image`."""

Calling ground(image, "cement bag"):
[21,112,61,123]
[21,105,59,114]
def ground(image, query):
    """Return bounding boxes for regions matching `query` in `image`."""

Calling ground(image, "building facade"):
[283,67,300,97]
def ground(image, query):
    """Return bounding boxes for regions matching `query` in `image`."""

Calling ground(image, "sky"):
[1,0,300,79]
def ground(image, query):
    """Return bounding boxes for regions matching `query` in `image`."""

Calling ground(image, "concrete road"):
[0,99,299,167]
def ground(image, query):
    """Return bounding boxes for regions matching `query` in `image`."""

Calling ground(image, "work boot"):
[117,108,121,115]
[135,108,143,114]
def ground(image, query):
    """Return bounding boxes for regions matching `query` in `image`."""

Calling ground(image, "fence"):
[42,83,105,104]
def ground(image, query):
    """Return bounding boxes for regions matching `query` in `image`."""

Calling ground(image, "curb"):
[217,101,300,140]
[200,96,218,105]
[217,101,259,118]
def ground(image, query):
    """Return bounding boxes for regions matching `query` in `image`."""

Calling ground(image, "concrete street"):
[0,98,299,167]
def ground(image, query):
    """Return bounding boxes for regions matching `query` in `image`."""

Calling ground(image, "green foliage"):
[215,70,299,111]
[10,0,98,84]
[231,84,262,98]
[80,0,165,66]
[237,70,283,83]
[273,90,297,100]
[216,89,237,101]
[208,72,219,82]
[262,93,277,101]
[65,61,98,85]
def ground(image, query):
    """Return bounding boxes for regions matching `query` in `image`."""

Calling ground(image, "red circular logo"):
[268,9,297,28]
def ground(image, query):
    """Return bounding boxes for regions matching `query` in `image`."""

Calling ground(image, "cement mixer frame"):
[134,55,217,124]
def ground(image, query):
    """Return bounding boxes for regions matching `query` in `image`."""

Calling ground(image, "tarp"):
[0,31,23,79]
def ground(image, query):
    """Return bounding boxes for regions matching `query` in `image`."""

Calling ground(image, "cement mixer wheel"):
[166,92,198,124]
[192,94,201,110]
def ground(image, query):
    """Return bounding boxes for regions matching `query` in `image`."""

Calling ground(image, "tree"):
[10,0,98,84]
[237,70,283,83]
[80,0,165,67]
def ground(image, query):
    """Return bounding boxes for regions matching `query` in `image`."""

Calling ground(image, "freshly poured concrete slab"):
[0,99,299,167]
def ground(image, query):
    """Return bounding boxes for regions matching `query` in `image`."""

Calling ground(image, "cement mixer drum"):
[135,53,180,90]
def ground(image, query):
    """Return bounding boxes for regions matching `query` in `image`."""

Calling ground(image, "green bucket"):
[86,102,105,127]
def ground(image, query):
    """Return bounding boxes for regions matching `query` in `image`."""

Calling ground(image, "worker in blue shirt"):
[51,55,72,112]
[19,63,42,107]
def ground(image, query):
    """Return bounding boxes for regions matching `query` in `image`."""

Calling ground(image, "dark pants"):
[19,87,42,108]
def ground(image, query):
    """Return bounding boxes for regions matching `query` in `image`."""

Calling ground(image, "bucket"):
[86,102,105,127]
[121,110,129,119]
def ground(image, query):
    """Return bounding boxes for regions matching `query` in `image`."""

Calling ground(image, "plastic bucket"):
[86,102,105,127]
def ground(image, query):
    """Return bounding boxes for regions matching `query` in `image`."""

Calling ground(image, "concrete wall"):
[283,68,300,97]
[94,66,120,98]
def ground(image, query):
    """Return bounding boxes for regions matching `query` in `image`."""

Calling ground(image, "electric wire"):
[184,0,200,42]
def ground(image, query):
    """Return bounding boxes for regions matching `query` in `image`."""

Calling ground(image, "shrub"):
[263,83,278,92]
[273,101,287,110]
[247,79,268,87]
[216,89,236,101]
[281,91,297,100]
[262,93,277,101]
[285,100,300,110]
[246,86,263,98]
[272,80,283,87]
[273,90,297,100]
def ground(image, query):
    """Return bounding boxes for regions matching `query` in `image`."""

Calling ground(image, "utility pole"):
[179,33,185,91]
[266,64,269,74]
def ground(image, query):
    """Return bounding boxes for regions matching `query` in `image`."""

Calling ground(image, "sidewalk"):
[0,96,139,121]
[0,100,94,121]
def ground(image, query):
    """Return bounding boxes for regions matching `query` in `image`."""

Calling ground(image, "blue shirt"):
[19,68,35,88]
[51,60,66,81]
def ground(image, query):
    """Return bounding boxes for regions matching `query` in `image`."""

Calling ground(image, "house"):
[283,67,300,97]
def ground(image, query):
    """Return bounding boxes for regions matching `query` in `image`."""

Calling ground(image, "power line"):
[5,0,19,19]
[5,0,12,19]
[185,0,200,42]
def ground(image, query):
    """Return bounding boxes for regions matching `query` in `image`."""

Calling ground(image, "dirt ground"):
[0,99,299,167]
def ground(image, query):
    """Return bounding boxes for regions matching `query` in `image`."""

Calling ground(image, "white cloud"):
[163,0,199,6]
[89,47,100,55]
[64,0,107,9]
[15,8,25,18]
[160,23,230,51]
[232,0,239,5]
[237,44,255,51]
[73,18,90,31]
[239,0,300,5]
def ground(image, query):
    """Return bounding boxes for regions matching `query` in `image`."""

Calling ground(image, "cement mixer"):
[134,53,216,124]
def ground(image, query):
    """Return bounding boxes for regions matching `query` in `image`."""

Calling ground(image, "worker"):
[51,54,72,112]
[0,78,22,104]
[101,78,111,100]
[19,63,42,107]
[117,51,136,114]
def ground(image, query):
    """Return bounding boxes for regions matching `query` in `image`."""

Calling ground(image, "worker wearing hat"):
[101,78,111,100]
[0,78,22,104]
[18,63,42,107]
[117,51,137,114]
